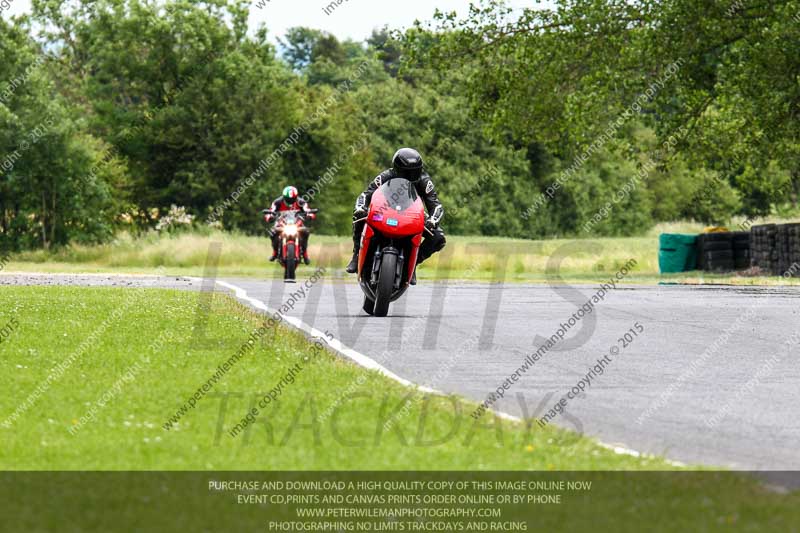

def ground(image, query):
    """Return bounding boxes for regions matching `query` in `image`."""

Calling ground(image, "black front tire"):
[285,242,297,281]
[373,252,397,317]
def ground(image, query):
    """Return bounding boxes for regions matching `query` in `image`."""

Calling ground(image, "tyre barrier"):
[660,224,799,275]
[758,223,800,277]
[772,224,800,277]
[698,232,735,272]
[750,224,777,274]
[732,231,751,270]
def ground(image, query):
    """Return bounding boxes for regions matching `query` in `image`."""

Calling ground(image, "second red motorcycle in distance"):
[263,208,318,282]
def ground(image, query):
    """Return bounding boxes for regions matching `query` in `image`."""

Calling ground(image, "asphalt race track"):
[4,273,799,470]
[224,275,800,471]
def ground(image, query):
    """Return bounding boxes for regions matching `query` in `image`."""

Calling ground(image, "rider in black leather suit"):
[345,148,445,283]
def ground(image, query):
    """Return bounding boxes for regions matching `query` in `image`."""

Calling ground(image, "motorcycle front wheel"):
[373,252,397,317]
[285,242,297,281]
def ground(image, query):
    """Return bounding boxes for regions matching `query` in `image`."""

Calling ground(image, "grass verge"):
[5,227,800,285]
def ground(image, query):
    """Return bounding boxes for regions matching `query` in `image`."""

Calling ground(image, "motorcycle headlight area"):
[283,225,298,236]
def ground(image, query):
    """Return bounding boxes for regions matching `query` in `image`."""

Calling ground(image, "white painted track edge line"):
[196,278,439,395]
[192,276,684,468]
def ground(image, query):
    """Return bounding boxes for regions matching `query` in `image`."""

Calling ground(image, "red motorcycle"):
[357,179,427,316]
[263,208,317,282]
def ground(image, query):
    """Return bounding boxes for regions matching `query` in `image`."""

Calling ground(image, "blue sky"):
[2,0,536,42]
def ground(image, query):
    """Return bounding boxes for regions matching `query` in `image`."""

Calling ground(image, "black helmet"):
[392,148,424,181]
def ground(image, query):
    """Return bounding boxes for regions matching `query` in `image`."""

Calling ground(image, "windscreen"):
[379,179,418,212]
[279,211,298,224]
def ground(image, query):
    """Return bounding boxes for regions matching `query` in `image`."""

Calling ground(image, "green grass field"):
[2,285,800,531]
[5,221,800,285]
[0,285,673,471]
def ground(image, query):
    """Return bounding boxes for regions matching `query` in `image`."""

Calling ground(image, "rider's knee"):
[434,230,446,252]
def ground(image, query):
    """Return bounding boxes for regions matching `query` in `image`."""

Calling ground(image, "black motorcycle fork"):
[371,242,404,289]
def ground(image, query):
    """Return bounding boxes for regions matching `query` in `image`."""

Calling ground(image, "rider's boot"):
[303,250,311,265]
[269,250,279,262]
[345,246,359,273]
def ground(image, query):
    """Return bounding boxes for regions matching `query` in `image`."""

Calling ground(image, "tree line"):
[0,0,797,251]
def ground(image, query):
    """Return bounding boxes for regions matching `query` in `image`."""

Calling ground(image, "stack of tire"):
[696,234,708,270]
[774,223,800,277]
[732,231,751,270]
[697,232,735,272]
[750,224,777,274]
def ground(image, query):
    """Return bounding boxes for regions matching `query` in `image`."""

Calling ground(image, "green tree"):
[0,17,121,250]
[409,0,800,227]
[32,0,300,232]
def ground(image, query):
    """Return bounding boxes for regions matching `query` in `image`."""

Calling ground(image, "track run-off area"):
[3,272,799,470]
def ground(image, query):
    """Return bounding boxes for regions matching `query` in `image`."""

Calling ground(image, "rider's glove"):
[354,193,367,217]
[428,205,443,227]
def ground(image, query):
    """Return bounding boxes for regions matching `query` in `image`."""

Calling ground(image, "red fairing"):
[277,216,305,232]
[407,234,422,280]
[357,184,425,281]
[357,224,375,276]
[366,186,425,238]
